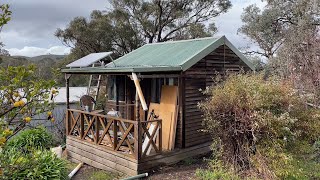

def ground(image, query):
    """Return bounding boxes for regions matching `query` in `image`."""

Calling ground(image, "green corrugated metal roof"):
[62,36,254,74]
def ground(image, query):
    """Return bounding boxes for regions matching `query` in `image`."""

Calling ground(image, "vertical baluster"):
[95,115,99,144]
[80,112,84,139]
[113,119,118,150]
[159,120,162,153]
[134,121,142,160]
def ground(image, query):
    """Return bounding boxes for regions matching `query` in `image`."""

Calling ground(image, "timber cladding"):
[67,136,139,176]
[183,45,244,148]
[67,136,212,175]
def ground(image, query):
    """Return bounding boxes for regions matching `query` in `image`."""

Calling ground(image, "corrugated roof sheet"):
[106,37,220,69]
[62,36,254,73]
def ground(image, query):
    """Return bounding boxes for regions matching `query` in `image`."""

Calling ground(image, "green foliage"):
[0,4,11,57]
[196,142,245,180]
[199,73,320,178]
[239,4,283,58]
[0,65,57,147]
[5,127,53,152]
[239,0,320,102]
[313,139,320,162]
[0,4,11,27]
[0,149,68,180]
[0,127,67,179]
[239,0,320,59]
[196,159,241,180]
[56,0,231,58]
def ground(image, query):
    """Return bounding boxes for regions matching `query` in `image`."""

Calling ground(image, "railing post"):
[65,110,69,135]
[113,119,118,150]
[80,112,84,139]
[134,121,142,160]
[159,120,162,153]
[95,116,99,144]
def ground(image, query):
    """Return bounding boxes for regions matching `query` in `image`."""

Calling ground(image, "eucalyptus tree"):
[239,0,320,59]
[110,0,230,43]
[240,0,320,103]
[56,0,232,58]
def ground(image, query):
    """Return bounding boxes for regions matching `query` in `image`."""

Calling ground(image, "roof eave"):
[61,66,182,74]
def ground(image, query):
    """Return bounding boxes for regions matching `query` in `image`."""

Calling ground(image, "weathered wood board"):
[158,85,178,151]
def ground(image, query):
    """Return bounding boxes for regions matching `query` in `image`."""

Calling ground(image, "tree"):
[0,4,11,32]
[110,0,229,43]
[239,0,320,59]
[272,26,320,104]
[0,4,11,58]
[56,0,231,58]
[238,4,284,58]
[0,65,57,147]
[239,0,320,104]
[55,12,114,58]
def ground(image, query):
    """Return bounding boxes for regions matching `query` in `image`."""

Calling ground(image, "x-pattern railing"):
[66,109,162,159]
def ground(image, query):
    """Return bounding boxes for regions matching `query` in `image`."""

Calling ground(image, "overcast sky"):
[1,0,266,57]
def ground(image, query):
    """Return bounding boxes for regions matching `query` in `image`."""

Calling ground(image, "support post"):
[65,110,69,135]
[65,74,71,109]
[116,76,120,111]
[135,91,140,121]
[65,74,72,135]
[134,91,142,159]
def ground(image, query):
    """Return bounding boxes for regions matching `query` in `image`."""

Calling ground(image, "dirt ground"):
[145,157,209,180]
[71,155,210,180]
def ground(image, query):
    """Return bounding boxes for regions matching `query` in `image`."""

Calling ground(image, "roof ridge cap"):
[145,36,223,45]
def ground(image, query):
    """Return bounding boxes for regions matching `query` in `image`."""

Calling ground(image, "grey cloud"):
[0,0,264,56]
[1,0,107,49]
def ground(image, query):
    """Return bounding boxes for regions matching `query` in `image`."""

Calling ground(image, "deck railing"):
[66,109,162,159]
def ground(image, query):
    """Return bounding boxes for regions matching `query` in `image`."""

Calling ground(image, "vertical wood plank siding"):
[183,45,245,147]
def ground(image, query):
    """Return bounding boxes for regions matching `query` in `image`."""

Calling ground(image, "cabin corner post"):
[65,73,72,135]
[179,73,186,148]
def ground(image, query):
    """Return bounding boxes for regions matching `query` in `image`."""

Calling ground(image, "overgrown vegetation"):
[198,73,320,179]
[0,128,68,179]
[5,127,53,152]
[0,65,57,147]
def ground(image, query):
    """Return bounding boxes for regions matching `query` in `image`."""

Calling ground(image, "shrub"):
[199,73,320,177]
[5,126,53,152]
[0,148,68,180]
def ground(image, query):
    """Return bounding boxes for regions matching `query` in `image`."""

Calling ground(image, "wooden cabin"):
[62,36,254,175]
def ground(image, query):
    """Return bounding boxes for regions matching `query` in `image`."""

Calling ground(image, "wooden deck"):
[65,109,212,175]
[67,135,212,175]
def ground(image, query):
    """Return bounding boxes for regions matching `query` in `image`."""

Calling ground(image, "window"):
[107,76,125,101]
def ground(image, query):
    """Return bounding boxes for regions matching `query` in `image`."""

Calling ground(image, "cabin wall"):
[183,45,246,148]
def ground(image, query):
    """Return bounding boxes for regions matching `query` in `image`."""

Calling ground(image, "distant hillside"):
[0,54,67,67]
[12,54,66,61]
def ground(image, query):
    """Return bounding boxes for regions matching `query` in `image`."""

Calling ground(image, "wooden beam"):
[132,73,148,111]
[128,74,180,79]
